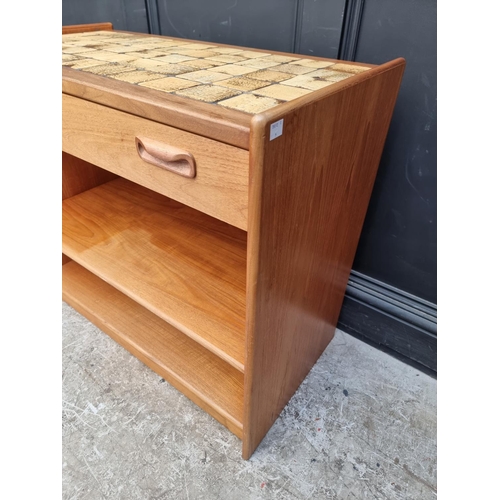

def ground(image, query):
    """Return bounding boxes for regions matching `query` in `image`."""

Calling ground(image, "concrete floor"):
[62,301,437,500]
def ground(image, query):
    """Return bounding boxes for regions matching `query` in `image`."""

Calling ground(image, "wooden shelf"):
[62,178,247,372]
[63,260,244,437]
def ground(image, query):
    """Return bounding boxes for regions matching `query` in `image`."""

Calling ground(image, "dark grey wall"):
[155,0,345,58]
[62,0,149,33]
[296,0,346,58]
[156,0,297,52]
[352,0,437,304]
[337,0,437,372]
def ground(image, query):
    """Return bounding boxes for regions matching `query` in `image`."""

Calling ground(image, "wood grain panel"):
[63,261,244,437]
[62,23,113,35]
[62,152,117,200]
[62,153,117,266]
[62,94,249,230]
[243,59,406,458]
[62,178,247,372]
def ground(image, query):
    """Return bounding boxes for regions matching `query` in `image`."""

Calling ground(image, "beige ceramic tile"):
[238,50,271,59]
[172,43,218,50]
[63,37,100,47]
[264,54,300,63]
[91,43,125,49]
[101,45,144,53]
[175,85,241,103]
[281,75,334,91]
[331,63,370,74]
[218,94,282,114]
[151,41,194,48]
[123,50,167,59]
[306,69,353,83]
[207,64,257,76]
[82,63,136,76]
[121,43,157,51]
[148,46,182,53]
[63,31,362,114]
[66,59,113,70]
[109,70,169,84]
[139,77,199,92]
[128,58,171,68]
[244,69,292,82]
[62,54,79,62]
[69,31,101,37]
[101,32,133,38]
[62,46,96,55]
[163,64,200,75]
[270,64,316,75]
[83,64,138,76]
[83,43,115,50]
[323,71,353,83]
[182,59,224,69]
[137,37,170,44]
[127,40,162,47]
[177,70,231,84]
[217,76,272,91]
[289,59,334,68]
[305,69,340,78]
[209,47,244,54]
[205,54,248,64]
[88,52,138,63]
[128,60,196,75]
[152,54,196,63]
[237,58,282,69]
[173,49,221,58]
[253,84,311,101]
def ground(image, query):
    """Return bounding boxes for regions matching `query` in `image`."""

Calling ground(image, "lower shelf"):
[62,260,244,438]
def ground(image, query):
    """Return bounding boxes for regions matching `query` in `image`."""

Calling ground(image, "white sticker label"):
[270,119,284,141]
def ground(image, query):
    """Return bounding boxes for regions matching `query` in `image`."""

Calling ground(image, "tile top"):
[62,31,371,114]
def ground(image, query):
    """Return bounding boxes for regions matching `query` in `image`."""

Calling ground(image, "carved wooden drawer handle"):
[135,137,196,179]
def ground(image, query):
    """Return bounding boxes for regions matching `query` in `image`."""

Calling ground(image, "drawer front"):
[62,94,249,230]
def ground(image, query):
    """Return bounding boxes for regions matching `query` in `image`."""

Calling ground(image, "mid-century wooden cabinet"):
[62,24,405,459]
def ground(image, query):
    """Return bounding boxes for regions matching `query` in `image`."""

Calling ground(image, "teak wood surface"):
[62,22,113,35]
[243,59,405,457]
[63,261,244,436]
[62,24,405,459]
[62,153,117,265]
[62,178,247,372]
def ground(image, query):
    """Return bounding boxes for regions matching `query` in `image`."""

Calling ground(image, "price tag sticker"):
[270,119,284,141]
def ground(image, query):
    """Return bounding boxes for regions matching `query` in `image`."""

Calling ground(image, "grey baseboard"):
[145,0,161,35]
[338,271,437,374]
[338,0,365,61]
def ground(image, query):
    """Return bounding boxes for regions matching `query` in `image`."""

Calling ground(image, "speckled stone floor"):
[62,301,437,500]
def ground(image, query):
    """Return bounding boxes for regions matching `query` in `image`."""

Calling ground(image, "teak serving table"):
[62,24,405,459]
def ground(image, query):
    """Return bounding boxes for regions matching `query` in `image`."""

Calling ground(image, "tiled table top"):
[62,31,370,114]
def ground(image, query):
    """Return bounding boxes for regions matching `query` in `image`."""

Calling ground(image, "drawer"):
[62,93,249,230]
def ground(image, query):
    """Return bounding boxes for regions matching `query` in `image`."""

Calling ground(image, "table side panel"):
[243,60,406,458]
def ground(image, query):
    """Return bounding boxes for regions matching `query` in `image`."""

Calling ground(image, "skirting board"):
[338,271,437,375]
